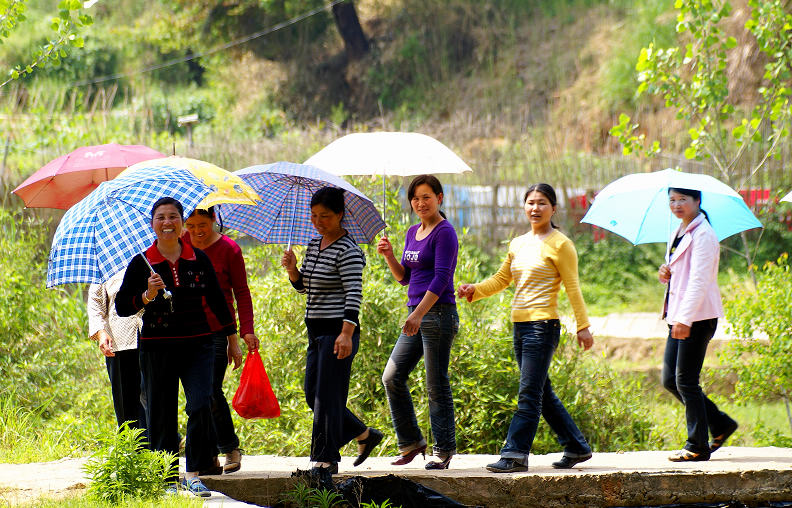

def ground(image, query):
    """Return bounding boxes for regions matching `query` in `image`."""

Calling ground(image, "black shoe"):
[486,458,528,473]
[353,427,383,467]
[425,455,452,470]
[551,453,592,469]
[710,421,738,453]
[309,465,336,491]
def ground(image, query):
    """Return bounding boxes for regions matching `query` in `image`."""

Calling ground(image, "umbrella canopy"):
[12,143,165,209]
[215,161,386,248]
[304,132,472,176]
[781,191,792,203]
[118,156,260,209]
[47,158,258,288]
[581,168,762,244]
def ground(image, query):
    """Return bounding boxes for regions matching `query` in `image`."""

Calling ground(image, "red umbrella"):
[12,143,166,209]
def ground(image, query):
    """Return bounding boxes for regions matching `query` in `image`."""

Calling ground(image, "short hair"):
[310,186,345,215]
[150,197,184,220]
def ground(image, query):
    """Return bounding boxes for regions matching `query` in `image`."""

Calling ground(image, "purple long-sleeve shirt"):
[399,220,458,306]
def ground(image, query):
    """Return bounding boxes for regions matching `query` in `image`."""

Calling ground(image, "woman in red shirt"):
[185,207,259,474]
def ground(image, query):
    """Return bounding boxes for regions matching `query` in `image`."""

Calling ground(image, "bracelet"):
[342,319,357,327]
[142,291,151,304]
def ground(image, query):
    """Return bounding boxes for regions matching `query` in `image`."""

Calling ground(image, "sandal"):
[710,422,738,453]
[668,450,710,462]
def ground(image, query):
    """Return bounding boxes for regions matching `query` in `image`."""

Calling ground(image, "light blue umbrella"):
[47,165,220,287]
[215,161,386,248]
[581,168,762,244]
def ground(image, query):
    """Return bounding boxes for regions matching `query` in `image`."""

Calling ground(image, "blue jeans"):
[662,318,736,455]
[382,304,459,457]
[501,320,591,465]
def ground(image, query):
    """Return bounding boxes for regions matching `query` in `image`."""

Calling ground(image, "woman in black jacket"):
[116,197,235,497]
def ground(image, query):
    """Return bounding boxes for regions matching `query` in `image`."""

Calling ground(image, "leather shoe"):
[551,453,592,469]
[354,427,383,467]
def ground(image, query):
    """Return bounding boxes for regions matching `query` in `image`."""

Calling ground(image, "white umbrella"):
[304,132,472,222]
[781,191,792,203]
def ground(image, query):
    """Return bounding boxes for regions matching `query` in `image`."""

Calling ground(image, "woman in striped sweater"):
[281,186,382,476]
[457,183,594,473]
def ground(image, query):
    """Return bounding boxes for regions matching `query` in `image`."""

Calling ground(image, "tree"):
[610,0,792,270]
[331,0,369,60]
[0,0,93,88]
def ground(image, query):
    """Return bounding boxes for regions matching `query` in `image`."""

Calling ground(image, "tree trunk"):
[332,0,369,60]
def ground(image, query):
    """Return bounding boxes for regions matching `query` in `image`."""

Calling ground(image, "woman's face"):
[151,204,183,242]
[524,190,555,229]
[184,213,215,248]
[311,203,343,237]
[668,190,700,223]
[410,183,442,220]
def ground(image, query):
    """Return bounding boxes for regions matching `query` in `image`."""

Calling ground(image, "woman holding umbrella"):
[377,174,460,470]
[281,186,382,476]
[659,188,738,462]
[116,197,236,497]
[457,183,594,473]
[184,207,260,474]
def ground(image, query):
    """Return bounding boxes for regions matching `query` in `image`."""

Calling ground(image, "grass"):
[16,493,203,508]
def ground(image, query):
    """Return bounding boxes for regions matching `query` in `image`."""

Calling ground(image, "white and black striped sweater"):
[291,234,365,326]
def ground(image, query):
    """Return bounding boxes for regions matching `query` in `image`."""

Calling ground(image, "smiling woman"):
[115,197,237,497]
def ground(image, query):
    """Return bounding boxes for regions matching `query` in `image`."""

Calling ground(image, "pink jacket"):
[662,213,723,326]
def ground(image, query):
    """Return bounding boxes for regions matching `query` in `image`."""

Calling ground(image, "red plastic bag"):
[232,349,280,419]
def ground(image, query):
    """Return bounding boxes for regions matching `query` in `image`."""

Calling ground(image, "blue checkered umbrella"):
[47,165,218,287]
[215,161,386,247]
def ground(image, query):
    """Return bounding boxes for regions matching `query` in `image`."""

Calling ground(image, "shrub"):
[83,423,178,503]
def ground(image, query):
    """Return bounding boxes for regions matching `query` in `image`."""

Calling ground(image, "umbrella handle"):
[140,253,172,300]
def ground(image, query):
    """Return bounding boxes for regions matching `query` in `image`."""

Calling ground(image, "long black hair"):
[668,187,710,223]
[407,174,447,219]
[524,183,559,229]
[311,186,346,219]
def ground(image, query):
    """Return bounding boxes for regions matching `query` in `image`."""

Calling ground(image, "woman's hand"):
[577,327,594,350]
[457,283,475,302]
[243,333,259,350]
[334,332,353,360]
[671,323,690,340]
[658,264,671,284]
[377,236,394,258]
[227,334,244,369]
[281,249,297,271]
[94,330,115,357]
[146,272,165,299]
[402,309,423,336]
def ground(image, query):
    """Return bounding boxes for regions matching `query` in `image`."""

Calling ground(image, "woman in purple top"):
[377,174,460,470]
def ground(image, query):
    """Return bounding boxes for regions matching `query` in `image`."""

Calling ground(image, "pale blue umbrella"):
[581,168,762,244]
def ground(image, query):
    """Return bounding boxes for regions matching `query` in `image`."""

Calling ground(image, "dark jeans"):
[105,348,147,433]
[501,320,591,465]
[304,327,367,463]
[662,318,736,455]
[382,304,459,457]
[140,337,216,474]
[210,334,240,454]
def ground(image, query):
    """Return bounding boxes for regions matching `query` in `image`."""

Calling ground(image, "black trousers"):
[140,336,216,473]
[210,334,240,454]
[304,324,367,463]
[105,348,146,432]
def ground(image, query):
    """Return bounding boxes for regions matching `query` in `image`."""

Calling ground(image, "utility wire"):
[68,0,344,88]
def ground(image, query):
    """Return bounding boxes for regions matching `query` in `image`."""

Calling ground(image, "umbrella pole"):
[287,183,297,251]
[382,172,387,236]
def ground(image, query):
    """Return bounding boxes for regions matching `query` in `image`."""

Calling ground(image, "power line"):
[68,0,344,88]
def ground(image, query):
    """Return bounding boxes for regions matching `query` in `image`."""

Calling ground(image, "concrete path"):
[1,448,790,506]
[564,312,743,340]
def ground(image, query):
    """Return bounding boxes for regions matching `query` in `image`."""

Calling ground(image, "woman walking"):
[184,207,260,474]
[659,188,738,462]
[281,186,382,476]
[457,183,593,473]
[116,197,236,496]
[378,175,459,470]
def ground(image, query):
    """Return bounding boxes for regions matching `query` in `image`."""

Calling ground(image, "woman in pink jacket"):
[658,188,738,462]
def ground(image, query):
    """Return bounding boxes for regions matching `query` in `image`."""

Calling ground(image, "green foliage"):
[82,423,178,503]
[722,255,792,409]
[2,0,93,87]
[281,482,345,508]
[19,493,203,507]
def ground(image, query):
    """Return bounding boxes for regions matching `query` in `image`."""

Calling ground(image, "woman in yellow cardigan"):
[458,183,594,473]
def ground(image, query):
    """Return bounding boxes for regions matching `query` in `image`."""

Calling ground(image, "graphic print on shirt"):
[404,250,420,263]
